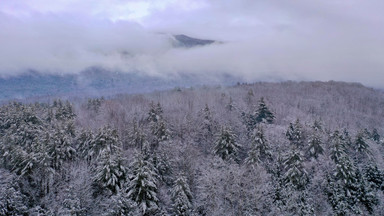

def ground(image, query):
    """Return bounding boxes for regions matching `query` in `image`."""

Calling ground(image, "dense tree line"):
[1,81,384,215]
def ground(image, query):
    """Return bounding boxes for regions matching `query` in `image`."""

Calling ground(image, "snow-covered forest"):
[1,81,384,215]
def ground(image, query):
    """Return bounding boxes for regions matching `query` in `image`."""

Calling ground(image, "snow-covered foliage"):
[0,81,384,215]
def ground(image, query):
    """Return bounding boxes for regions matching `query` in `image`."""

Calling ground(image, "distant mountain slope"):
[173,34,217,47]
[0,69,241,102]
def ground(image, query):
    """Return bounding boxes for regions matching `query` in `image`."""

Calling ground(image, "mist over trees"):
[1,81,384,215]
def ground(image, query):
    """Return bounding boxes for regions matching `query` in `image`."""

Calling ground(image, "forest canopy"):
[1,81,384,215]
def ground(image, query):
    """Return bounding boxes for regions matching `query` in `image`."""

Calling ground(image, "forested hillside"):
[1,81,384,215]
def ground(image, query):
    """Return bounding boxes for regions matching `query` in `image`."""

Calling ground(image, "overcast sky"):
[1,0,384,87]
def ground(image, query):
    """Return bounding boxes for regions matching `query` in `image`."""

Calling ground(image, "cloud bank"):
[1,0,384,87]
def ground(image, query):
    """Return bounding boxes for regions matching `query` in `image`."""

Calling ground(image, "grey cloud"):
[0,0,384,88]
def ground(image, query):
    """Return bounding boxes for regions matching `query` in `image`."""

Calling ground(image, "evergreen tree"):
[328,130,378,214]
[77,129,95,162]
[334,154,356,185]
[147,101,163,123]
[200,104,215,135]
[286,119,304,148]
[341,128,353,148]
[330,131,347,164]
[363,128,371,139]
[55,100,76,120]
[283,149,308,190]
[94,152,127,194]
[245,126,271,167]
[312,119,322,132]
[352,169,378,214]
[245,142,261,168]
[127,153,159,215]
[330,131,356,184]
[48,128,76,170]
[171,175,193,216]
[354,131,371,157]
[255,97,275,124]
[213,126,241,162]
[371,129,380,143]
[196,104,216,152]
[241,97,274,132]
[151,119,169,144]
[364,164,384,190]
[270,153,288,209]
[153,152,173,185]
[86,98,103,113]
[147,102,169,149]
[326,177,355,216]
[86,126,121,161]
[307,129,323,159]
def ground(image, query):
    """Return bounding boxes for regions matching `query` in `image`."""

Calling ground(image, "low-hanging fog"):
[1,0,384,87]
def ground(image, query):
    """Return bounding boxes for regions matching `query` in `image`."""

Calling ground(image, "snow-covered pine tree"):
[153,152,173,185]
[354,130,372,158]
[151,119,169,144]
[312,119,322,132]
[283,149,308,190]
[245,142,261,168]
[286,119,304,148]
[270,153,288,209]
[255,97,275,124]
[330,130,347,164]
[245,126,271,167]
[241,97,274,132]
[86,126,121,161]
[55,100,76,121]
[351,169,378,214]
[127,152,159,215]
[147,101,163,123]
[93,152,127,194]
[147,102,169,150]
[196,104,216,153]
[363,128,372,139]
[328,130,379,214]
[326,176,354,216]
[371,129,380,143]
[330,131,356,184]
[48,128,76,170]
[86,97,104,113]
[77,129,96,162]
[171,174,193,216]
[341,128,353,148]
[213,126,241,162]
[307,129,323,159]
[334,154,356,185]
[364,164,384,190]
